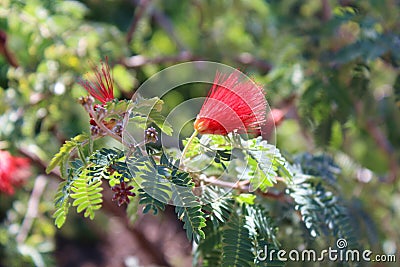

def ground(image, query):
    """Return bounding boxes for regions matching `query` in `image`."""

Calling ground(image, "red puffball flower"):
[78,59,115,104]
[194,71,267,135]
[0,150,31,195]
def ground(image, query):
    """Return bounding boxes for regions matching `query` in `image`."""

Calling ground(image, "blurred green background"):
[0,0,399,266]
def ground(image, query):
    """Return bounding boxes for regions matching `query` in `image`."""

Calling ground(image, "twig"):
[16,175,48,244]
[199,175,289,201]
[353,99,398,182]
[121,52,274,75]
[0,30,19,68]
[121,51,197,68]
[365,119,398,182]
[257,190,290,201]
[150,7,187,51]
[18,147,61,178]
[320,0,332,22]
[126,0,151,44]
[200,176,248,190]
[235,53,272,74]
[84,103,123,143]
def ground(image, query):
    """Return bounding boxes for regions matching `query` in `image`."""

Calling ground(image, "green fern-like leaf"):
[53,181,71,228]
[53,200,70,228]
[88,148,129,184]
[196,222,223,267]
[250,205,279,247]
[171,171,206,244]
[132,96,173,135]
[173,191,206,242]
[70,170,103,219]
[175,203,206,244]
[244,137,292,192]
[53,163,82,228]
[125,151,170,214]
[288,165,358,248]
[138,190,167,215]
[138,167,171,214]
[243,204,283,266]
[222,205,257,267]
[202,186,234,227]
[46,133,88,174]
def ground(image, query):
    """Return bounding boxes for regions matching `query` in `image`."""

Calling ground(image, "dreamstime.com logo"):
[257,238,397,263]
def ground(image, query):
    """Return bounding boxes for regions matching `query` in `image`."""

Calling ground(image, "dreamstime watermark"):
[257,239,397,263]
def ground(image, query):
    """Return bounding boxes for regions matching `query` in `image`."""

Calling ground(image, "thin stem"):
[89,135,94,154]
[84,103,123,143]
[16,175,48,244]
[180,129,198,167]
[126,0,151,44]
[77,144,87,165]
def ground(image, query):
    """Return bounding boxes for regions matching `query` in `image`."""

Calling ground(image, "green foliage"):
[46,133,88,175]
[52,147,132,227]
[195,222,224,267]
[70,172,103,220]
[202,186,235,227]
[53,180,71,228]
[138,190,167,215]
[195,185,283,266]
[53,159,84,228]
[138,167,171,214]
[171,171,206,244]
[287,154,358,248]
[103,100,133,120]
[1,0,399,266]
[244,137,292,192]
[89,148,127,184]
[221,208,257,267]
[131,96,173,135]
[175,204,206,244]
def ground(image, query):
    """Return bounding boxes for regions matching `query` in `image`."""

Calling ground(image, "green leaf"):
[53,197,70,228]
[46,133,88,174]
[222,206,257,267]
[104,99,133,115]
[149,109,173,136]
[243,137,292,192]
[132,96,173,136]
[235,194,256,205]
[70,170,103,220]
[287,161,358,248]
[138,167,171,214]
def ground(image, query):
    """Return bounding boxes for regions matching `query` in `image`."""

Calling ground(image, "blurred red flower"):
[0,150,31,195]
[194,71,267,135]
[78,59,115,104]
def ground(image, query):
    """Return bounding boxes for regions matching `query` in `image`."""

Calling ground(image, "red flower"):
[194,71,267,135]
[78,59,115,104]
[111,181,136,206]
[0,150,31,195]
